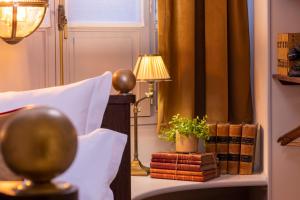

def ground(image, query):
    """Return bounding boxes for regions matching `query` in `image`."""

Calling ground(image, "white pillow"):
[0,72,112,135]
[56,129,127,200]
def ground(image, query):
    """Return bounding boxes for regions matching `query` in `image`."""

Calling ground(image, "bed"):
[0,72,134,200]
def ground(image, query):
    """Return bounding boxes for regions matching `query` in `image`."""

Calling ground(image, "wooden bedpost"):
[102,94,135,200]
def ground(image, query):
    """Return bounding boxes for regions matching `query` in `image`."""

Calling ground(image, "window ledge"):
[131,174,268,200]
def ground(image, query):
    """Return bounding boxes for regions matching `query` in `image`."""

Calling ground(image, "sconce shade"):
[133,55,171,82]
[0,0,48,44]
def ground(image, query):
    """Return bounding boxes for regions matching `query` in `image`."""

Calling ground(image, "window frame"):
[65,0,145,28]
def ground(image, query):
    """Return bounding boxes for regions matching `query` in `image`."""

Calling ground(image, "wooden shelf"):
[287,141,300,147]
[273,74,300,85]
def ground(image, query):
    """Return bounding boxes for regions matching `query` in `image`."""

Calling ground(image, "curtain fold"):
[158,0,252,130]
[157,0,195,131]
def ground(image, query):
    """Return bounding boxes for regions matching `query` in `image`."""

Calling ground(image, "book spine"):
[151,158,203,165]
[152,153,214,162]
[150,168,217,176]
[217,123,229,174]
[150,162,217,172]
[228,124,242,175]
[239,124,257,175]
[277,59,293,76]
[206,123,217,154]
[277,33,300,75]
[150,173,216,182]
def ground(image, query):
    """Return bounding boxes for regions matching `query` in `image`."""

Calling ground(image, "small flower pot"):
[176,132,199,153]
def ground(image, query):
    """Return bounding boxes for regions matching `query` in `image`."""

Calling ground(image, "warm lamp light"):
[131,54,171,176]
[0,0,48,44]
[133,55,171,82]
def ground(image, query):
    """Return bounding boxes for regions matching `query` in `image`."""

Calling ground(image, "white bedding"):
[0,72,127,200]
[57,128,127,200]
[0,72,112,135]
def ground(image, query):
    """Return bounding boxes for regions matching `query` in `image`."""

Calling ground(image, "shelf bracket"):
[278,126,300,146]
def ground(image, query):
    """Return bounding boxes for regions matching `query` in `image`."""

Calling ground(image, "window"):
[67,0,143,26]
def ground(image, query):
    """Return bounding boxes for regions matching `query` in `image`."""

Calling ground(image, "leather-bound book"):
[216,123,229,174]
[228,124,242,175]
[150,168,217,176]
[239,124,257,175]
[206,123,217,153]
[152,152,214,163]
[150,172,217,182]
[150,162,217,172]
[151,159,203,165]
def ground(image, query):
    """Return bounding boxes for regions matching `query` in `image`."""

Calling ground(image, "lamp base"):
[131,159,150,176]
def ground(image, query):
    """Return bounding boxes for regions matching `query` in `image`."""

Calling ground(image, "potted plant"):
[159,114,209,153]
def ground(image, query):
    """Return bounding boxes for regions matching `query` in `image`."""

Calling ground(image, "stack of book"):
[150,152,218,182]
[206,123,258,175]
[277,33,300,75]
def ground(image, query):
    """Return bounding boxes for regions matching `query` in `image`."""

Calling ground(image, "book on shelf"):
[150,172,217,182]
[206,123,217,154]
[152,152,215,163]
[150,168,217,177]
[150,162,217,172]
[151,158,202,165]
[277,33,300,60]
[277,33,300,75]
[239,124,257,175]
[228,124,242,175]
[216,123,229,175]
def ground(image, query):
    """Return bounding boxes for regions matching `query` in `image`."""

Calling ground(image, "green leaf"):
[159,114,209,143]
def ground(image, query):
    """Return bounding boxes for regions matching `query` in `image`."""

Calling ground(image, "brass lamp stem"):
[58,2,67,85]
[131,82,155,176]
[59,31,64,85]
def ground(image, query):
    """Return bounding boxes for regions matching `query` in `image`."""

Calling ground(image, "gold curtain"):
[157,0,195,131]
[157,0,252,129]
[205,0,252,123]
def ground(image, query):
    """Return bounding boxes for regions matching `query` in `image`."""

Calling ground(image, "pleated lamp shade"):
[133,55,171,82]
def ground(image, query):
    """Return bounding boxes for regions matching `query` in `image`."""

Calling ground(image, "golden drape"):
[157,0,252,129]
[157,0,195,131]
[205,0,252,123]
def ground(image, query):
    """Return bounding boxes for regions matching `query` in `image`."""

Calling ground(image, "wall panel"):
[0,29,55,92]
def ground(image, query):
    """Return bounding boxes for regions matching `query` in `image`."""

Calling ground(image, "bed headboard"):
[101,94,135,200]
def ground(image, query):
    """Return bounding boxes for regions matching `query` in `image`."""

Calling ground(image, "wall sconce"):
[0,0,68,86]
[0,0,48,44]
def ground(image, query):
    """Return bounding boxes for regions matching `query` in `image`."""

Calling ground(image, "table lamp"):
[131,54,171,176]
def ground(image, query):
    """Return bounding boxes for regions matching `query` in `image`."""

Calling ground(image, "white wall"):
[253,0,271,179]
[270,0,300,200]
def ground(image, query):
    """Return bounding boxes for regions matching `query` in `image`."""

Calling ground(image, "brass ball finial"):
[112,69,136,94]
[0,106,78,183]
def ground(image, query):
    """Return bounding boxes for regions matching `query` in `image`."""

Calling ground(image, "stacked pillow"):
[0,71,112,135]
[0,72,129,200]
[57,129,127,200]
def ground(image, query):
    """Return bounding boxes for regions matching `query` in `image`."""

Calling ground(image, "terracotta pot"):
[176,132,199,153]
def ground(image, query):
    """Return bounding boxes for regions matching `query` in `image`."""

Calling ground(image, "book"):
[150,162,217,172]
[216,123,229,174]
[277,33,300,60]
[239,124,257,175]
[228,124,242,175]
[151,152,215,163]
[206,123,217,153]
[150,173,217,182]
[150,168,217,176]
[151,158,205,165]
[277,59,293,76]
[277,33,300,75]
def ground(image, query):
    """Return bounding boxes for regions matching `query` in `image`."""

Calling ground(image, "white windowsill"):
[131,174,268,200]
